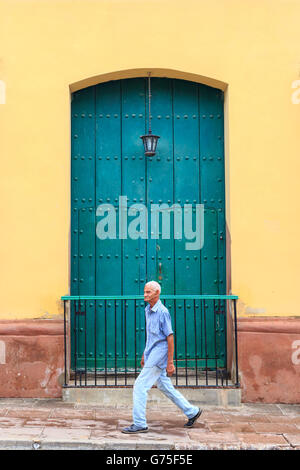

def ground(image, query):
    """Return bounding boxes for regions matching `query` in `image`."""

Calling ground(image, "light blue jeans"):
[132,366,199,428]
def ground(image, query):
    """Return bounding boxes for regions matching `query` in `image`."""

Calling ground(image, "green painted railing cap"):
[61,294,238,300]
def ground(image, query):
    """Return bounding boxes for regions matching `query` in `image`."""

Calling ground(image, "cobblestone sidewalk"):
[0,399,299,450]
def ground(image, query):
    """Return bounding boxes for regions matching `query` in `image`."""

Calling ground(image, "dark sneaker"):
[121,424,149,434]
[184,409,202,428]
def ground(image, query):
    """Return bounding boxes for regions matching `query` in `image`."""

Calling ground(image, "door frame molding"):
[69,67,228,93]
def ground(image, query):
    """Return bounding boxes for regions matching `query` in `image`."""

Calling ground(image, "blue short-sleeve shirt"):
[144,299,174,369]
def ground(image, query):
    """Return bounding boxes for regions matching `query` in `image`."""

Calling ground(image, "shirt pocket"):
[149,316,160,335]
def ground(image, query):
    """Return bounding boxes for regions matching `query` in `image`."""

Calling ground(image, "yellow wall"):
[1,0,300,319]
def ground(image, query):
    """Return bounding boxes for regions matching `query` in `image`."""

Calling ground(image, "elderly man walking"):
[122,281,202,434]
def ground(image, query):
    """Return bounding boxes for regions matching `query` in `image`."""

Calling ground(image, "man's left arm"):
[166,334,175,377]
[160,310,175,376]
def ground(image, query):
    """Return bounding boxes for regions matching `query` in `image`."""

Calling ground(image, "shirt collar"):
[148,299,161,313]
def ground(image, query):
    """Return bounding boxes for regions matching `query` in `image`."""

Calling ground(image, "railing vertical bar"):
[134,299,137,379]
[233,299,240,387]
[94,299,97,386]
[218,298,224,386]
[200,298,203,374]
[74,300,78,386]
[203,299,208,386]
[124,299,127,386]
[222,299,227,386]
[63,300,67,387]
[225,299,228,386]
[184,299,188,386]
[105,299,107,386]
[213,299,218,386]
[193,299,198,387]
[144,301,146,350]
[84,299,87,386]
[174,299,178,386]
[115,299,117,386]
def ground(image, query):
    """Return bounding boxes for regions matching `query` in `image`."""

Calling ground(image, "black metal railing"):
[61,295,239,389]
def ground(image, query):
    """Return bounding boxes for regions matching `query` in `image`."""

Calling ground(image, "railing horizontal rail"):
[61,295,238,300]
[61,295,239,389]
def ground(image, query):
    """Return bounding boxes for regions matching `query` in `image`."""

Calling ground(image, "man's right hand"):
[140,355,144,368]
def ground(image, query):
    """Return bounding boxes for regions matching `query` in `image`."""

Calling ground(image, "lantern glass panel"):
[140,134,160,156]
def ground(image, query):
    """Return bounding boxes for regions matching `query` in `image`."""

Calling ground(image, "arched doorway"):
[71,77,226,371]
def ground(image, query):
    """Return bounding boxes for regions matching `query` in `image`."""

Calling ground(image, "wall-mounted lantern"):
[140,73,160,157]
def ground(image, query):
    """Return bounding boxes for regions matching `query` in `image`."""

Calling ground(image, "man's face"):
[144,285,159,303]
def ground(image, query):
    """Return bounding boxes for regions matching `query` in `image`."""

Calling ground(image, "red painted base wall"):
[0,318,299,403]
[0,320,64,398]
[237,317,300,404]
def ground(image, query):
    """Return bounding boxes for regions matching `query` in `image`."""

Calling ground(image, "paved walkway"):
[0,398,299,450]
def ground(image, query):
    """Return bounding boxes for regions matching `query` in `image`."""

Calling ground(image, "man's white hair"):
[145,280,161,294]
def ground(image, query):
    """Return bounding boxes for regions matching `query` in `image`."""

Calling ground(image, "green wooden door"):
[71,78,226,370]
